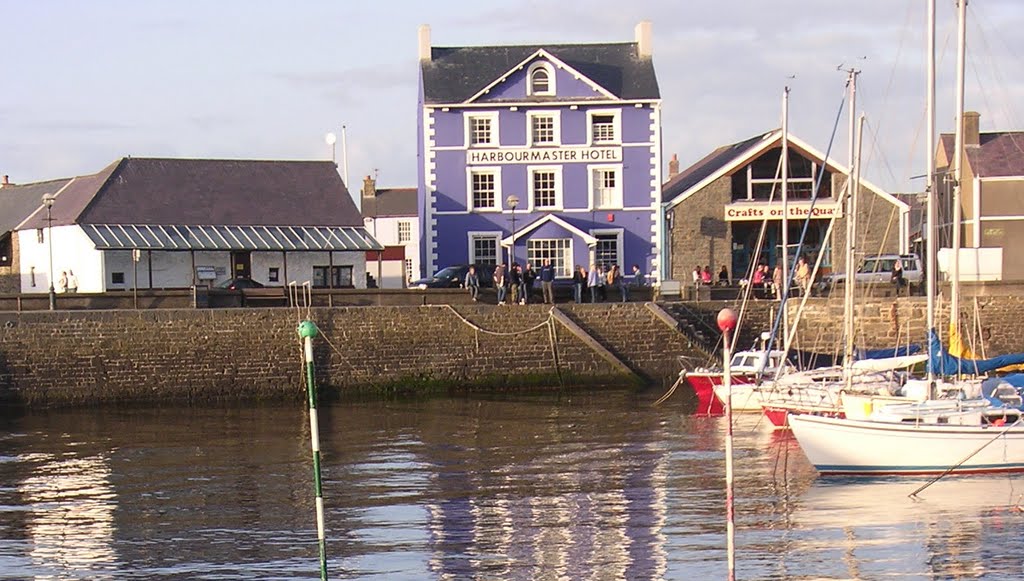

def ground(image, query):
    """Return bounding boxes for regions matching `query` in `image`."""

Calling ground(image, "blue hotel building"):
[416,23,662,281]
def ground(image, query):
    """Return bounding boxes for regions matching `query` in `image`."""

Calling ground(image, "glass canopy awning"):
[82,224,384,252]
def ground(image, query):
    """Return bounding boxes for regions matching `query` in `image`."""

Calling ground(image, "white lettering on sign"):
[724,201,843,222]
[467,146,622,165]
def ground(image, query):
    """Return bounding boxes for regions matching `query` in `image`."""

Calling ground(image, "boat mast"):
[781,86,790,341]
[951,0,967,359]
[843,68,860,381]
[925,0,937,384]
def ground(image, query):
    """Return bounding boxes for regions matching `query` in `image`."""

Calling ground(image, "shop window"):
[112,272,125,285]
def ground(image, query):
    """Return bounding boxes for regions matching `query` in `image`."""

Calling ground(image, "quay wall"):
[3,297,1024,408]
[0,304,706,408]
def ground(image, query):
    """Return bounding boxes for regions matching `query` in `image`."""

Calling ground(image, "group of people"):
[695,255,816,299]
[57,270,78,293]
[692,265,731,286]
[463,261,646,305]
[577,263,645,304]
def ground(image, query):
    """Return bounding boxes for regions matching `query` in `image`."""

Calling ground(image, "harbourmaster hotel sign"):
[467,146,622,165]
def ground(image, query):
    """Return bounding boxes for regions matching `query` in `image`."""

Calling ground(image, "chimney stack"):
[418,24,432,62]
[964,110,980,147]
[668,154,679,179]
[635,21,652,58]
[362,175,376,200]
[1,175,8,188]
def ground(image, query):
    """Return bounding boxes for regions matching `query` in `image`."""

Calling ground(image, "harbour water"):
[2,389,1024,580]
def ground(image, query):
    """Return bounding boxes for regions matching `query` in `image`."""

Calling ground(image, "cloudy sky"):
[3,0,1022,196]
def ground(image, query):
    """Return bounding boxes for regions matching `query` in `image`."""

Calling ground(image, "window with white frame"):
[530,168,560,210]
[527,239,572,276]
[469,233,500,265]
[469,170,499,210]
[398,221,411,243]
[593,232,621,269]
[528,62,555,96]
[467,113,498,147]
[591,115,616,143]
[529,112,558,146]
[588,110,620,145]
[591,166,622,209]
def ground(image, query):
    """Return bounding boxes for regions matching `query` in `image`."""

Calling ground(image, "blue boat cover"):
[928,329,1024,375]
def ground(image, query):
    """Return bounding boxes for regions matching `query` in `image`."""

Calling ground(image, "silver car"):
[825,253,923,287]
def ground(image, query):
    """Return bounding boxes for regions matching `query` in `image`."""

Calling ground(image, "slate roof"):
[421,43,659,103]
[940,132,1024,177]
[0,178,73,234]
[362,187,417,218]
[19,158,363,230]
[661,132,773,204]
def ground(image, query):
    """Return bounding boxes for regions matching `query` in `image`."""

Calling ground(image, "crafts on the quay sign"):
[724,201,843,222]
[467,146,622,165]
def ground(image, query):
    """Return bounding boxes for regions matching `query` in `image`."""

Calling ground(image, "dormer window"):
[527,62,555,96]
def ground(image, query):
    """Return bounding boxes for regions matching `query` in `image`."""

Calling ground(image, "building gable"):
[469,50,618,103]
[663,130,907,212]
[421,43,659,105]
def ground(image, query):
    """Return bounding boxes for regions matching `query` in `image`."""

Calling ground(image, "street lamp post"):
[42,194,56,310]
[506,194,520,266]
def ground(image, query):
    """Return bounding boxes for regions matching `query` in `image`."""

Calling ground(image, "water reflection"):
[2,394,1024,578]
[18,451,116,577]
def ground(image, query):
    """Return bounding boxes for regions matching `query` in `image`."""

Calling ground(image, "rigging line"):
[862,118,902,196]
[760,85,848,382]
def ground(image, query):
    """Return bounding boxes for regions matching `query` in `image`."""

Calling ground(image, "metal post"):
[506,194,520,266]
[717,307,738,581]
[42,194,56,310]
[297,320,328,580]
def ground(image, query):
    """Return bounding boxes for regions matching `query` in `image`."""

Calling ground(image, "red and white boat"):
[679,349,789,416]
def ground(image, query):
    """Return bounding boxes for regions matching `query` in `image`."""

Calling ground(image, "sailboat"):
[789,0,1024,476]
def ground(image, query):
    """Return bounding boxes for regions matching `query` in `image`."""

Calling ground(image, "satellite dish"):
[325,132,337,145]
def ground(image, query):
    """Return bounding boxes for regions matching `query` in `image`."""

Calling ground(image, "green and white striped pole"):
[297,319,328,580]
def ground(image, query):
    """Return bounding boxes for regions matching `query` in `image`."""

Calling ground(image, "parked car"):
[216,277,265,290]
[822,253,923,288]
[412,264,497,289]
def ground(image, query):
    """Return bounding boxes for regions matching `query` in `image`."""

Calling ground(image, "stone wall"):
[0,303,702,408]
[668,175,732,282]
[4,296,1023,408]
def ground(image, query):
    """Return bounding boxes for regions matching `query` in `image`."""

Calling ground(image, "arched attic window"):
[527,62,555,96]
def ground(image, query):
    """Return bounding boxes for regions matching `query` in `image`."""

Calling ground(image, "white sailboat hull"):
[789,414,1024,476]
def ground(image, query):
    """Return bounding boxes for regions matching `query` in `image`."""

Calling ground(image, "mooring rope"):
[443,304,552,336]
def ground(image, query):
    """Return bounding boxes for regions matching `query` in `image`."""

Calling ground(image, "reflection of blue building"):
[416,22,662,282]
[423,442,669,580]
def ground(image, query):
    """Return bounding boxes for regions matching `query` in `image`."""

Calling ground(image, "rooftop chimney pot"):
[635,21,652,58]
[418,24,432,62]
[964,111,980,147]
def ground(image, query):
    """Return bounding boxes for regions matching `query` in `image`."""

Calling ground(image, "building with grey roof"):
[9,157,382,295]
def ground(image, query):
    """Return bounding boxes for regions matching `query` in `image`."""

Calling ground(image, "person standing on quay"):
[718,265,729,286]
[494,263,507,305]
[573,264,586,304]
[464,265,479,302]
[796,256,811,296]
[597,265,607,302]
[587,263,601,303]
[631,264,645,298]
[539,259,555,304]
[67,270,78,293]
[509,263,522,305]
[772,263,784,300]
[522,262,537,305]
[58,271,68,293]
